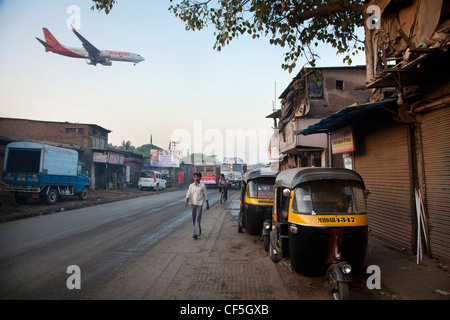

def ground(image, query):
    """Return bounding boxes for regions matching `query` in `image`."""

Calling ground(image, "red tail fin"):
[43,28,62,48]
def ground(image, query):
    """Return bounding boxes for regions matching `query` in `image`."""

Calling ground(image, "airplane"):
[35,26,145,66]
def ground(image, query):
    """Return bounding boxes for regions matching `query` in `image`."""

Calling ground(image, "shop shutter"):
[354,120,413,253]
[420,107,450,262]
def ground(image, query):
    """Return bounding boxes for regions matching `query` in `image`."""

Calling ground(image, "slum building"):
[267,66,372,171]
[299,0,450,262]
[0,117,144,190]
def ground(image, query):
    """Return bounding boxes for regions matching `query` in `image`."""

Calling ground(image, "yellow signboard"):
[331,126,355,154]
[289,213,368,227]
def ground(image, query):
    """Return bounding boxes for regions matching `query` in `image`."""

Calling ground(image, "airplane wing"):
[71,26,100,58]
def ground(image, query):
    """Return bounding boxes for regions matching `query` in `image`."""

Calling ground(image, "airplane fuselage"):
[59,45,143,63]
[36,27,145,66]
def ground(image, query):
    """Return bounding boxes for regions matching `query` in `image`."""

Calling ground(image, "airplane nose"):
[140,56,145,62]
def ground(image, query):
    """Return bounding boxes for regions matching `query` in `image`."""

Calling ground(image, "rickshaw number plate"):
[317,216,355,224]
[290,214,368,227]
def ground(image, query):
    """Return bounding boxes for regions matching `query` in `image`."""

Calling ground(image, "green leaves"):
[90,0,117,14]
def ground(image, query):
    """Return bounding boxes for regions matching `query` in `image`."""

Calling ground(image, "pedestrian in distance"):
[185,172,209,239]
[218,174,228,202]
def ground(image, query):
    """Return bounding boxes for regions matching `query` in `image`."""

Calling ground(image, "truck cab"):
[2,142,91,205]
[221,158,247,189]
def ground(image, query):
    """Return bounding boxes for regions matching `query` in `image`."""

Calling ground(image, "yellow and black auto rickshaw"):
[269,167,369,300]
[238,169,278,250]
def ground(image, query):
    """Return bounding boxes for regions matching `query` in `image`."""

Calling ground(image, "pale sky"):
[0,0,365,164]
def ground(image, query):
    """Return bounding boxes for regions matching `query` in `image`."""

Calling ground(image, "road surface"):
[0,189,196,299]
[0,188,394,300]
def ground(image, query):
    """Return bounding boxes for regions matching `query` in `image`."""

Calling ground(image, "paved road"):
[0,188,396,301]
[0,189,217,299]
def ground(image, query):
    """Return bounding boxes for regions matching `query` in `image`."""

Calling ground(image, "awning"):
[296,99,397,136]
[265,109,281,119]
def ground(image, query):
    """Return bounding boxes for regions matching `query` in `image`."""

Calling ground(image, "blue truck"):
[2,142,91,205]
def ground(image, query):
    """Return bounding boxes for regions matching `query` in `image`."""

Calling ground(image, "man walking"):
[185,172,209,239]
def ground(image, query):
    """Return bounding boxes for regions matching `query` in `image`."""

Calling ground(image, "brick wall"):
[0,118,110,182]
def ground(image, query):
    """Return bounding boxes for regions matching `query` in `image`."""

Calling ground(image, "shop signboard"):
[331,126,355,154]
[108,153,124,164]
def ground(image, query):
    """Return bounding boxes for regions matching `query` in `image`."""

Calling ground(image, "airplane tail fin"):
[42,28,63,48]
[35,37,53,51]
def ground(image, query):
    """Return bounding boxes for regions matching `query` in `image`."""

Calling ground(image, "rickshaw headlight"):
[341,264,352,274]
[289,225,298,234]
[263,222,271,230]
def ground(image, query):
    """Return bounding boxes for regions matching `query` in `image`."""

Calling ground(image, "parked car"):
[162,174,172,188]
[138,170,165,191]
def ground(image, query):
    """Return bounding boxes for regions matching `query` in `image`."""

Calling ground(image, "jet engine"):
[101,60,112,66]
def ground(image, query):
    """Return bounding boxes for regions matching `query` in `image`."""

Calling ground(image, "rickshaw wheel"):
[269,238,280,262]
[327,274,350,300]
[263,235,269,252]
[237,212,243,233]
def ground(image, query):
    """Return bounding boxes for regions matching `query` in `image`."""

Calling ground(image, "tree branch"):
[288,3,364,23]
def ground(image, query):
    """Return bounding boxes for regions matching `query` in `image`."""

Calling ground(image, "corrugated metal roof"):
[0,117,112,133]
[296,99,397,135]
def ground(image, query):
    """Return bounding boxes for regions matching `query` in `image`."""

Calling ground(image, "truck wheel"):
[45,188,59,205]
[79,187,89,200]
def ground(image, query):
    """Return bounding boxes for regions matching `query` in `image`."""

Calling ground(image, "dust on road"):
[85,193,334,300]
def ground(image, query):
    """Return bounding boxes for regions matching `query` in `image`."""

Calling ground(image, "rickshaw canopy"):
[242,169,279,184]
[274,168,365,189]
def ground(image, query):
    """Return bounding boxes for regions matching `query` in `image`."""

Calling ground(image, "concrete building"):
[267,66,372,171]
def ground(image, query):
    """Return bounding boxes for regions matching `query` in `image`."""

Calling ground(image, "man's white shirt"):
[186,182,208,206]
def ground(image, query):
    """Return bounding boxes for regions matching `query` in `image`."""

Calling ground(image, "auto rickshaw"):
[269,167,369,300]
[238,169,278,251]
